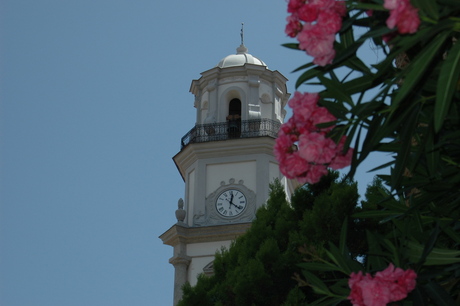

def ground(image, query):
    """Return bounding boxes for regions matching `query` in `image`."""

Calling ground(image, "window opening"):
[227,99,241,138]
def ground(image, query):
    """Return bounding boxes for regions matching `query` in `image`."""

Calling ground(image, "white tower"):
[160,43,295,305]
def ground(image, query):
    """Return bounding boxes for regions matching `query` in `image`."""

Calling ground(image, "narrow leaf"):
[318,75,354,106]
[392,30,450,108]
[412,0,439,20]
[281,43,300,50]
[298,262,342,272]
[339,219,348,254]
[422,282,458,305]
[301,270,333,295]
[434,40,460,132]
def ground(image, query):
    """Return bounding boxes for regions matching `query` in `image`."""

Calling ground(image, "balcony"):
[180,119,281,150]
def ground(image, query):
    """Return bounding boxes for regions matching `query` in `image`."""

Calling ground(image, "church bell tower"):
[160,41,295,305]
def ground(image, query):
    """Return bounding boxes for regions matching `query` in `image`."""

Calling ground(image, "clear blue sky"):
[0,1,386,305]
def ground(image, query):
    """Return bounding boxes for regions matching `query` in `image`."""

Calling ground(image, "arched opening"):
[228,99,241,117]
[227,98,241,138]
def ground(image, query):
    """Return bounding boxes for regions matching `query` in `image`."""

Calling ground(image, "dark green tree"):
[178,172,368,306]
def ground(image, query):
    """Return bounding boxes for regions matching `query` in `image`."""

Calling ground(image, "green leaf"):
[281,43,299,50]
[436,0,460,8]
[344,56,372,75]
[318,99,349,119]
[301,270,333,295]
[298,262,342,272]
[348,3,386,11]
[318,75,354,106]
[440,222,460,244]
[390,103,421,188]
[325,243,362,275]
[434,40,460,132]
[422,281,458,306]
[419,224,441,264]
[296,67,326,88]
[366,231,387,269]
[352,210,403,218]
[340,76,375,96]
[391,29,451,110]
[292,62,315,73]
[407,241,460,266]
[424,130,440,177]
[383,239,400,267]
[333,26,392,65]
[309,296,347,306]
[339,22,355,48]
[339,219,348,254]
[412,0,439,20]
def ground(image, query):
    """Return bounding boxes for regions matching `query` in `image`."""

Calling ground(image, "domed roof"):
[216,44,266,68]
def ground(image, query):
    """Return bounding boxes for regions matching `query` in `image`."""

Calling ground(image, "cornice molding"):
[173,137,277,179]
[159,222,251,247]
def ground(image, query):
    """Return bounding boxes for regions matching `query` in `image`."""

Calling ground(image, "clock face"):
[215,189,247,218]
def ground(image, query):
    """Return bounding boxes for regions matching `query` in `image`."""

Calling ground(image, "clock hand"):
[229,192,235,208]
[229,202,243,210]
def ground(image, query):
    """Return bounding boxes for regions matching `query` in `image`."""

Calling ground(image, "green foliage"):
[287,1,460,303]
[178,174,365,305]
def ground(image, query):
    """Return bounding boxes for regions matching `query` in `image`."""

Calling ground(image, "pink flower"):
[348,264,417,306]
[303,163,328,184]
[329,136,353,169]
[311,106,336,130]
[317,9,343,34]
[313,51,336,66]
[285,15,303,38]
[298,132,336,164]
[274,132,293,161]
[287,0,305,14]
[360,279,392,306]
[298,132,325,163]
[385,0,420,34]
[329,147,353,169]
[348,271,375,306]
[297,3,320,22]
[298,23,335,60]
[289,92,320,122]
[383,0,398,10]
[394,4,420,34]
[279,152,310,178]
[275,91,353,184]
[285,0,346,66]
[375,263,417,301]
[332,0,347,16]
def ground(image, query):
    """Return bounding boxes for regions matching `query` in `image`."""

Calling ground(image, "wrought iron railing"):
[180,118,281,149]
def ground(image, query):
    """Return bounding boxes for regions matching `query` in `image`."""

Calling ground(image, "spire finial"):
[240,22,244,45]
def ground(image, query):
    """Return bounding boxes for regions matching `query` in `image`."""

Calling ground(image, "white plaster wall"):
[187,240,232,286]
[217,83,248,122]
[206,161,257,196]
[187,169,195,225]
[274,96,282,122]
[188,256,215,286]
[187,240,232,256]
[259,83,273,120]
[269,161,281,183]
[260,100,271,121]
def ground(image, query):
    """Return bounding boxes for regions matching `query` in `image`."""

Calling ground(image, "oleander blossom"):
[384,0,420,34]
[274,92,353,184]
[285,0,346,66]
[348,264,417,306]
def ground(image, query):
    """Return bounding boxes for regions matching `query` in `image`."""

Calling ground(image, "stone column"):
[170,255,191,305]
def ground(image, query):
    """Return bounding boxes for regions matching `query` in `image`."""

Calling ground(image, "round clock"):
[215,189,247,218]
